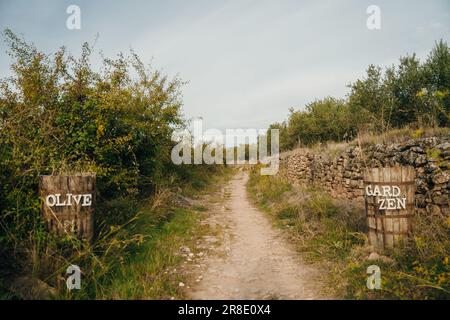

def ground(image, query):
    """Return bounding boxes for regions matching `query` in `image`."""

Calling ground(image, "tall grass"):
[0,165,230,299]
[306,127,450,158]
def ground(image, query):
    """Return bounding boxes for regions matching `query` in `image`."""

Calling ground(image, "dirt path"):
[187,172,330,300]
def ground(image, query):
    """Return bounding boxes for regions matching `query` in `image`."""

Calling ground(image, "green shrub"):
[270,40,450,151]
[0,30,227,298]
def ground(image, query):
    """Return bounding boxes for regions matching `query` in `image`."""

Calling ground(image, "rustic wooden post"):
[363,166,415,251]
[39,174,96,243]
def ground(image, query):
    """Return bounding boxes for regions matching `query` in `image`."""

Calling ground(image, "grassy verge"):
[76,207,206,299]
[66,166,232,300]
[247,167,450,300]
[0,166,232,300]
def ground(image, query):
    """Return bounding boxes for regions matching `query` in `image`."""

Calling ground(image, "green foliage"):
[346,214,450,300]
[273,98,354,149]
[247,171,291,207]
[0,29,184,246]
[272,40,450,151]
[248,167,450,299]
[248,169,365,263]
[0,30,228,298]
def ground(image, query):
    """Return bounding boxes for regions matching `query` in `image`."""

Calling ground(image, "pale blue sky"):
[0,0,449,131]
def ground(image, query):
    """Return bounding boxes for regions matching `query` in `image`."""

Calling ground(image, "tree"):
[421,40,450,127]
[271,40,449,151]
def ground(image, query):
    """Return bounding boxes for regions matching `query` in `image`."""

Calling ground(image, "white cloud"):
[1,0,449,131]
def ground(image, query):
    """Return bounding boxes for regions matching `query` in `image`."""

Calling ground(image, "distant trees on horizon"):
[269,40,450,151]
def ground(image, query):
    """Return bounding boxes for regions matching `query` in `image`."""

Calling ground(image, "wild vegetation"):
[247,166,450,300]
[0,29,227,299]
[269,40,450,151]
[255,40,450,300]
[0,29,448,300]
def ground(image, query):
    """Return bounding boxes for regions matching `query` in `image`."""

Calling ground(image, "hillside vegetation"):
[269,40,449,151]
[0,29,226,298]
[248,159,450,300]
[255,41,449,299]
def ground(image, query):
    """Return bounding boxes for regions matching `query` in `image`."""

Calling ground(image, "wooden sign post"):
[363,166,415,250]
[39,174,96,243]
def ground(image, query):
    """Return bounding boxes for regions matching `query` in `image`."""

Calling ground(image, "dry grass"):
[247,166,450,300]
[298,127,450,159]
[0,165,233,300]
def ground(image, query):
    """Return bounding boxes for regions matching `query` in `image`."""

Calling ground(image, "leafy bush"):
[271,40,450,150]
[0,29,223,298]
[0,28,184,240]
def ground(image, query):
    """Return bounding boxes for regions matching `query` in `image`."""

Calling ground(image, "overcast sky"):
[0,0,449,132]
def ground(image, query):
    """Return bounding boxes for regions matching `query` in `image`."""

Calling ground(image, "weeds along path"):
[188,171,330,300]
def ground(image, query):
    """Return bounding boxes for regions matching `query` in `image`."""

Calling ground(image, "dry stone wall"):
[279,137,450,217]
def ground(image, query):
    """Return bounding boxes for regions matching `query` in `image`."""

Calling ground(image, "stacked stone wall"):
[279,137,449,216]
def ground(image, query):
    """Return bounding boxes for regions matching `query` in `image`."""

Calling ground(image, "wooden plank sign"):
[39,174,96,242]
[363,166,415,250]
